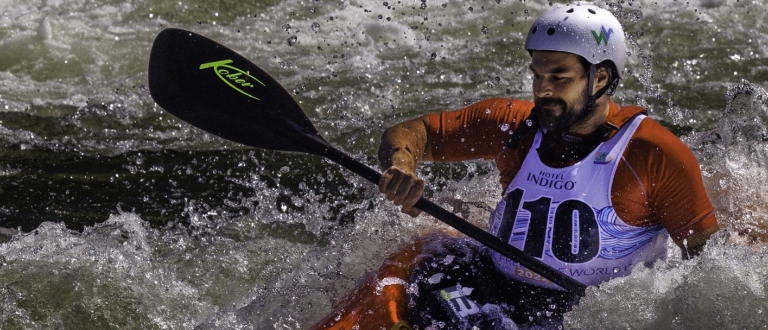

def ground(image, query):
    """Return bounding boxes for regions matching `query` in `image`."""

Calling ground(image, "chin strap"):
[539,120,619,163]
[505,111,619,162]
[585,64,620,110]
[560,122,618,144]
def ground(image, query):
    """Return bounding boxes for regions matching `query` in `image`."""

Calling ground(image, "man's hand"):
[678,224,720,259]
[379,166,425,217]
[377,115,431,217]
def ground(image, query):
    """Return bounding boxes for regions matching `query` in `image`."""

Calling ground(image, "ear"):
[592,67,611,94]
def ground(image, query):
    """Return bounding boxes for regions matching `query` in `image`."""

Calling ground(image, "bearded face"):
[529,51,604,134]
[533,82,596,133]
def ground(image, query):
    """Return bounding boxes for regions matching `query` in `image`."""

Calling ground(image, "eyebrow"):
[529,64,572,75]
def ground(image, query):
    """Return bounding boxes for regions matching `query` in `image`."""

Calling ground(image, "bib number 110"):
[496,188,600,264]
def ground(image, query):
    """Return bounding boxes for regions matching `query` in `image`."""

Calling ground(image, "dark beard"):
[532,88,596,134]
[532,88,605,166]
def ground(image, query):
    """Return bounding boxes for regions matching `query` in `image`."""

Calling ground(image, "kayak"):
[309,232,432,330]
[310,231,580,330]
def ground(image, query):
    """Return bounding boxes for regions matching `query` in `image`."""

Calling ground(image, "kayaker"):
[375,5,719,329]
[312,5,719,330]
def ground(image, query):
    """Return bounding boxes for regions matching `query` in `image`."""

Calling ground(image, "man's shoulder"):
[633,115,679,142]
[435,98,534,130]
[467,98,534,112]
[608,103,647,128]
[627,114,698,161]
[609,103,677,145]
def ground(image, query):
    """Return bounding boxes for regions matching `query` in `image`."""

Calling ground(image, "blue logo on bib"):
[594,152,613,164]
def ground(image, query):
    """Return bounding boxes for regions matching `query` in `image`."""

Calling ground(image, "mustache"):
[533,97,567,110]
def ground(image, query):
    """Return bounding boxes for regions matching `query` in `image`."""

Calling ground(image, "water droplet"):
[427,273,443,284]
[282,23,291,31]
[500,123,510,131]
[468,7,474,12]
[481,26,489,34]
[623,9,643,22]
[311,22,320,32]
[287,35,298,46]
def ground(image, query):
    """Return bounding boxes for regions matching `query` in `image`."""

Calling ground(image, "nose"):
[534,77,554,98]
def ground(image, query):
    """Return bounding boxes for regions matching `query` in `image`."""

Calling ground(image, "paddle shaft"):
[320,142,588,295]
[148,28,587,296]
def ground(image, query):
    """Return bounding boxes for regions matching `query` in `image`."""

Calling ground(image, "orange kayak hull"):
[310,232,450,330]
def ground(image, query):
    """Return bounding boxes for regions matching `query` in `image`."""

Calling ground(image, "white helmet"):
[525,6,627,79]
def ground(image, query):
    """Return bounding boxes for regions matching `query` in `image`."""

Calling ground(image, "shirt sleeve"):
[426,98,533,162]
[618,119,718,243]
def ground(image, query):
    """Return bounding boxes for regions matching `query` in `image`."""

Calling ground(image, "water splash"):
[374,277,408,295]
[0,214,211,329]
[564,231,768,329]
[688,81,768,241]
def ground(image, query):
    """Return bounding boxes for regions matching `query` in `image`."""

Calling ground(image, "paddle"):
[147,28,587,295]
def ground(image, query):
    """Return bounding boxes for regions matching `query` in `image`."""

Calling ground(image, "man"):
[376,5,718,329]
[312,6,719,330]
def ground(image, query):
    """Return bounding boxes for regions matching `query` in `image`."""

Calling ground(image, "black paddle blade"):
[147,29,587,295]
[148,28,328,155]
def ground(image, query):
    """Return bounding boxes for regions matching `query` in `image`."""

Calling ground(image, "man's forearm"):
[377,115,432,172]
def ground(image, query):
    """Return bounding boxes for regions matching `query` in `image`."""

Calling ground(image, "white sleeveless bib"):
[489,115,669,290]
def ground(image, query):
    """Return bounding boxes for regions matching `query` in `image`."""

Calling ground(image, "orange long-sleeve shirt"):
[426,98,718,243]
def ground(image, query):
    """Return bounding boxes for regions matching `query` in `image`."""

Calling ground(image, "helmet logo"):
[591,26,614,46]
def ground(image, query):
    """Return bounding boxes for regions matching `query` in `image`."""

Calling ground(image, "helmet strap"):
[584,64,620,110]
[585,64,599,109]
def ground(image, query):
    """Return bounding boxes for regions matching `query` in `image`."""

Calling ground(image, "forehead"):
[530,50,584,74]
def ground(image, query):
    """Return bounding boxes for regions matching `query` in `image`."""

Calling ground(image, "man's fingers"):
[402,206,422,217]
[401,179,425,217]
[403,179,425,207]
[379,166,425,217]
[378,170,391,194]
[392,173,413,206]
[385,170,406,203]
[379,167,398,197]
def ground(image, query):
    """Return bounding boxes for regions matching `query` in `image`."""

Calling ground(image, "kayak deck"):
[310,232,451,330]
